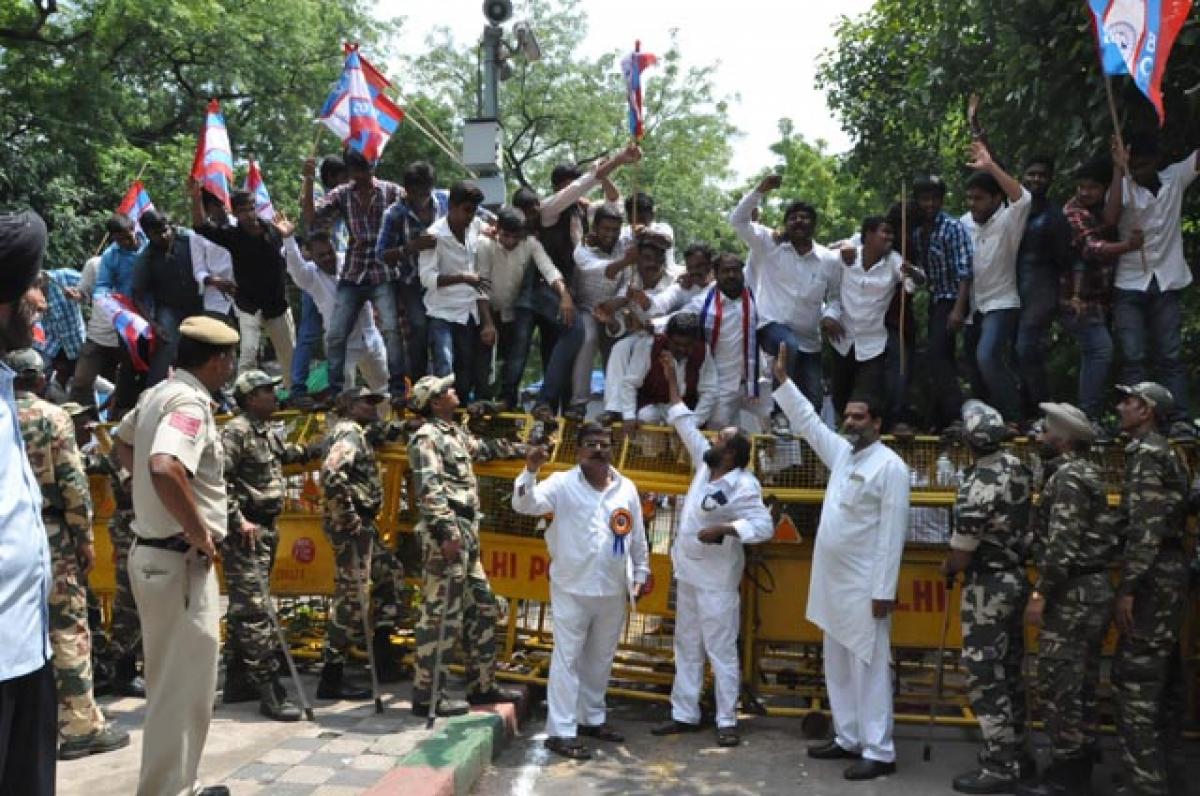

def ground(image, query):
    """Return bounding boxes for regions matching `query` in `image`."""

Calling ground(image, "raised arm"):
[770,343,849,468]
[511,464,559,516]
[728,177,778,258]
[662,349,712,466]
[966,140,1025,204]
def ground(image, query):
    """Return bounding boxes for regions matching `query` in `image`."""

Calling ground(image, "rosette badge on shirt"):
[609,507,633,554]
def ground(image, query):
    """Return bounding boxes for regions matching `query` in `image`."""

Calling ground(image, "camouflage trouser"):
[1113,553,1188,796]
[221,520,280,686]
[1036,572,1112,760]
[322,522,405,666]
[960,568,1027,766]
[46,519,106,740]
[412,534,498,701]
[106,510,142,662]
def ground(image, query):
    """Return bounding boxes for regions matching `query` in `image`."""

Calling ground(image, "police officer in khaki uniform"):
[114,315,237,796]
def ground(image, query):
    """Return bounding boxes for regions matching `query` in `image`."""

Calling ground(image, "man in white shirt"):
[651,355,773,747]
[1112,133,1198,437]
[730,173,843,408]
[648,243,716,320]
[476,208,574,407]
[825,217,924,419]
[602,312,717,433]
[684,254,769,431]
[959,140,1032,425]
[419,181,497,403]
[571,206,634,413]
[512,421,652,760]
[597,233,674,339]
[619,192,678,274]
[772,344,909,780]
[277,223,388,392]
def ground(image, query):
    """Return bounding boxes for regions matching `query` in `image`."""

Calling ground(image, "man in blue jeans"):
[729,173,842,410]
[959,140,1031,426]
[1111,132,1198,439]
[1014,155,1073,423]
[419,182,496,403]
[376,161,449,385]
[913,175,973,433]
[303,149,405,403]
[292,156,348,401]
[1061,154,1143,430]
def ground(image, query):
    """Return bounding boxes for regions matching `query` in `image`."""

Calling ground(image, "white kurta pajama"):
[774,380,909,763]
[666,403,774,728]
[512,466,649,739]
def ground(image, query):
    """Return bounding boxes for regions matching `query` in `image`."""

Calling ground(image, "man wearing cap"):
[67,402,146,699]
[8,348,130,761]
[407,374,523,716]
[318,386,407,699]
[1110,382,1190,796]
[0,210,57,794]
[220,370,322,720]
[941,401,1032,793]
[113,314,238,796]
[1018,401,1115,796]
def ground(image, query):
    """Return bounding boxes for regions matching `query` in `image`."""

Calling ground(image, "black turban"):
[0,210,47,303]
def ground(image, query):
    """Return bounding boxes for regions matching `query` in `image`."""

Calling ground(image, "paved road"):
[475,701,1198,796]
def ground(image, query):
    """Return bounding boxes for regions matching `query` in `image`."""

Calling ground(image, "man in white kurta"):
[651,356,773,747]
[772,346,909,779]
[512,422,651,760]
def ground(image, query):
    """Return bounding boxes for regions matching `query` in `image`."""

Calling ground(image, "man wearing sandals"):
[651,351,773,748]
[512,420,652,760]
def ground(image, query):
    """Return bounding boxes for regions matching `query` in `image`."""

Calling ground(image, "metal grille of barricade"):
[549,418,581,466]
[752,435,828,490]
[477,474,544,536]
[622,424,709,483]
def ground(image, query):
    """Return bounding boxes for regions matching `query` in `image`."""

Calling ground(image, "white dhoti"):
[670,581,741,729]
[545,586,627,738]
[823,619,895,763]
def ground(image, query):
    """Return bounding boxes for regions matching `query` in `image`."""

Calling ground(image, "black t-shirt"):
[132,230,203,316]
[197,220,289,317]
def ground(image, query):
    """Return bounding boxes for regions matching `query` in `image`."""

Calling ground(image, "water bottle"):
[935,453,955,487]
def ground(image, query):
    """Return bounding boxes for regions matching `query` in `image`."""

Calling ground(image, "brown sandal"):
[544,736,592,760]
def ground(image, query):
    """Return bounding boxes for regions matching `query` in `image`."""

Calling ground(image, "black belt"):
[134,535,191,554]
[1068,565,1108,578]
[42,508,64,520]
[242,510,279,527]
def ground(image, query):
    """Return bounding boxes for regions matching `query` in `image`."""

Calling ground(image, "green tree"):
[0,0,397,267]
[401,0,738,251]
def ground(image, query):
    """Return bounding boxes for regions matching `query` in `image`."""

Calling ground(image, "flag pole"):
[899,183,908,376]
[94,159,152,257]
[629,40,642,231]
[1102,76,1149,273]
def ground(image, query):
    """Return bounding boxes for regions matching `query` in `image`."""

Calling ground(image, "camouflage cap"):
[410,374,455,411]
[60,401,98,418]
[233,369,281,398]
[1039,401,1095,443]
[1116,382,1174,416]
[3,347,43,374]
[961,399,1007,449]
[338,386,388,404]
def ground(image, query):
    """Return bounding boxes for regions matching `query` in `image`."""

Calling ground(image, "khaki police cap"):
[1116,382,1174,416]
[179,315,240,346]
[1039,402,1095,443]
[410,374,456,411]
[233,369,280,397]
[3,347,43,374]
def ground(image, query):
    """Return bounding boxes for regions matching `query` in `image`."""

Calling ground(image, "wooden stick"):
[899,183,908,376]
[94,160,152,257]
[1103,76,1149,274]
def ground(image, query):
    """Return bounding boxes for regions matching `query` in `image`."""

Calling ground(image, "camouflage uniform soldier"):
[1111,383,1189,796]
[317,386,407,699]
[221,370,320,720]
[407,374,523,717]
[1019,403,1115,796]
[6,349,129,760]
[943,402,1033,794]
[65,402,145,699]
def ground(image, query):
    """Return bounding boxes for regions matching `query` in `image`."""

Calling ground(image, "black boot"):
[374,628,407,683]
[111,654,146,698]
[316,662,373,701]
[222,656,258,704]
[1014,755,1088,796]
[259,678,303,721]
